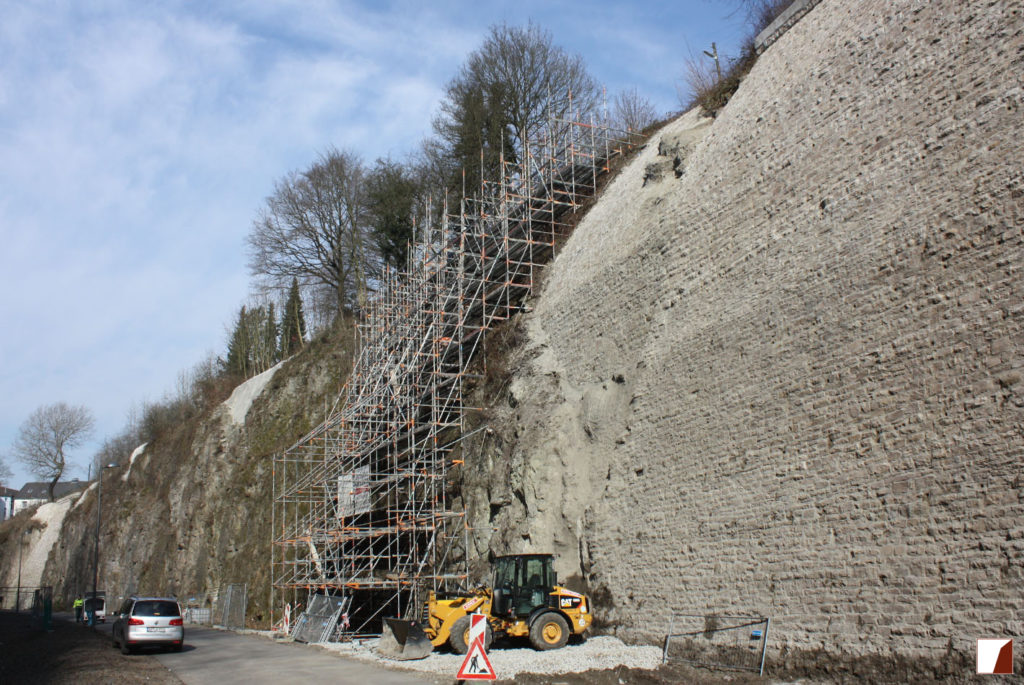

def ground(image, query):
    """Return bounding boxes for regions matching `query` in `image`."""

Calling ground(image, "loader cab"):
[491,554,556,618]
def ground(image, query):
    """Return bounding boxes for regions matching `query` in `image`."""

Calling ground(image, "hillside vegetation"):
[0,322,354,620]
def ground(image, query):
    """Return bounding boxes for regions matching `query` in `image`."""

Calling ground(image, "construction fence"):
[215,583,247,629]
[662,613,770,675]
[291,593,353,643]
[0,585,50,613]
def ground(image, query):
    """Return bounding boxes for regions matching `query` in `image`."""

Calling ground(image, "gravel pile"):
[322,635,662,678]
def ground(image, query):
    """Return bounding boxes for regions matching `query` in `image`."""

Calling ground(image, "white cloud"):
[0,0,745,487]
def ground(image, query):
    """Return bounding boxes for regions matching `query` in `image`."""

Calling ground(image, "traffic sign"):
[456,613,496,680]
[456,639,496,680]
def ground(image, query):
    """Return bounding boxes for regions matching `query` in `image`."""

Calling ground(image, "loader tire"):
[529,612,569,650]
[449,615,493,654]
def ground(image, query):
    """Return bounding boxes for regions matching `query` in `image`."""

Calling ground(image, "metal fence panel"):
[292,594,351,644]
[663,614,770,675]
[215,584,247,629]
[0,586,49,612]
[184,607,212,624]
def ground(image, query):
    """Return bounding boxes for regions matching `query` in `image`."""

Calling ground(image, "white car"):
[84,596,106,622]
[112,596,184,654]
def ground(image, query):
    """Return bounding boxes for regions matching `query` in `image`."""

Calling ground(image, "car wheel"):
[529,612,569,650]
[172,643,183,652]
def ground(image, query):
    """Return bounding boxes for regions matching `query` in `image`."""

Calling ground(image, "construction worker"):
[73,596,84,623]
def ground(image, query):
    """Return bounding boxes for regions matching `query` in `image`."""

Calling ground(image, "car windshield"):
[133,601,180,617]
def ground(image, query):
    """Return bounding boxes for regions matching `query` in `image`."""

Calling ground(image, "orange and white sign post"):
[456,613,496,681]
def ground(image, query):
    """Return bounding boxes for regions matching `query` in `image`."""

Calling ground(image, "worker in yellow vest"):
[73,596,84,623]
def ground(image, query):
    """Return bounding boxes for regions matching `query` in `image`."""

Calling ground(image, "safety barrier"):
[292,594,352,643]
[184,607,212,624]
[0,585,50,613]
[662,613,770,675]
[754,0,824,54]
[215,583,247,629]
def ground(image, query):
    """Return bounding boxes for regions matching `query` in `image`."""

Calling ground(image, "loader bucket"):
[377,618,434,660]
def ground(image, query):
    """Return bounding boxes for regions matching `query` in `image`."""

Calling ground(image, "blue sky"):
[0,0,748,487]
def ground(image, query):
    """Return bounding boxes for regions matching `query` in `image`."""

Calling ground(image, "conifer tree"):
[366,159,420,270]
[226,305,250,378]
[256,301,279,372]
[227,304,282,378]
[279,278,307,357]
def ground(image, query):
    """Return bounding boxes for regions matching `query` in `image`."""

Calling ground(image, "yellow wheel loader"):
[378,553,593,659]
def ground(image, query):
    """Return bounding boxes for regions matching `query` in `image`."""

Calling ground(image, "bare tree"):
[612,87,658,132]
[433,21,601,192]
[0,457,11,487]
[247,147,376,317]
[677,45,721,109]
[412,137,453,201]
[11,402,95,501]
[740,0,793,33]
[92,432,140,479]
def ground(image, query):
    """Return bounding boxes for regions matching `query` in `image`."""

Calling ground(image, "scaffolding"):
[272,100,642,637]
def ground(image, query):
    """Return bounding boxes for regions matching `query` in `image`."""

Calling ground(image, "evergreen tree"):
[365,158,420,271]
[226,304,279,378]
[279,278,307,357]
[255,302,279,372]
[435,78,514,200]
[226,305,250,378]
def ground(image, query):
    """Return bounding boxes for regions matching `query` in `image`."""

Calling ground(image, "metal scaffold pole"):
[271,96,641,639]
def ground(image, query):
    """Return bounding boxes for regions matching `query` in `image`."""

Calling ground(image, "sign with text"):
[336,466,370,518]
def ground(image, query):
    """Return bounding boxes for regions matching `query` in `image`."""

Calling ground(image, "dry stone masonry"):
[478,0,1023,665]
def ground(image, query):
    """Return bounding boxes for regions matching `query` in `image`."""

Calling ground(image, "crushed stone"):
[321,634,662,678]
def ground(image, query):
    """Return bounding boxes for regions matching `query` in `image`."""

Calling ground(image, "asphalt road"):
[92,620,441,684]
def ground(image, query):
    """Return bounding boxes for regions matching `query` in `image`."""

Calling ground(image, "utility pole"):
[16,529,28,612]
[90,463,117,626]
[703,42,722,81]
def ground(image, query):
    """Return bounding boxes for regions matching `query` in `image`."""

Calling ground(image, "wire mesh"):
[292,594,352,643]
[215,583,247,629]
[662,614,770,675]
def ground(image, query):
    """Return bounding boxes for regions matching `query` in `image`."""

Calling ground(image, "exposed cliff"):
[1,324,354,622]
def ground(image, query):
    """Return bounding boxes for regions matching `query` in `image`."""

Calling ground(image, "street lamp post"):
[16,529,29,612]
[89,463,118,627]
[703,42,722,82]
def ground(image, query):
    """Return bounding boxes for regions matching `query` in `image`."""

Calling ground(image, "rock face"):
[470,0,1023,662]
[26,328,353,622]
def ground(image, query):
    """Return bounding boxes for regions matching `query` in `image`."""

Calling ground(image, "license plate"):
[146,627,165,632]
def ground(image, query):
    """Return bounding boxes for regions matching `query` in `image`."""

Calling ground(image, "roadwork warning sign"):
[456,614,496,680]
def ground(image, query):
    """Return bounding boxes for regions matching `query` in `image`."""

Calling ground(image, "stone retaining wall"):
[481,0,1023,664]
